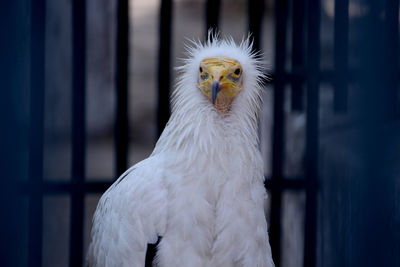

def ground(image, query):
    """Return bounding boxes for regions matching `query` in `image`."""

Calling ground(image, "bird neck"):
[153,97,260,157]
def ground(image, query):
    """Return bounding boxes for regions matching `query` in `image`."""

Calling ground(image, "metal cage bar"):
[115,0,130,177]
[352,2,397,265]
[205,0,221,36]
[333,0,349,112]
[70,0,86,265]
[269,1,289,266]
[291,0,305,111]
[157,0,173,138]
[18,176,306,195]
[384,0,399,119]
[28,1,46,266]
[304,0,321,266]
[248,0,264,53]
[146,1,174,264]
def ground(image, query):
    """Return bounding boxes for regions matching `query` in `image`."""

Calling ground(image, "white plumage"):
[87,36,274,267]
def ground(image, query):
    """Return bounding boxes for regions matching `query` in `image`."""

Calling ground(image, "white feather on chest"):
[153,106,269,266]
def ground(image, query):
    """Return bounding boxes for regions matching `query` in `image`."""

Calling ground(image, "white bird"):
[87,35,274,267]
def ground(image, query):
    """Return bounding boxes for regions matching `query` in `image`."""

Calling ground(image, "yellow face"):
[197,57,243,114]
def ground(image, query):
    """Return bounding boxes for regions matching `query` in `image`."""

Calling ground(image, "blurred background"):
[1,0,399,267]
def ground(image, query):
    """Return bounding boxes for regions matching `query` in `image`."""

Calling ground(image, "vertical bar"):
[248,0,264,143]
[270,1,289,266]
[248,0,264,53]
[156,0,172,138]
[70,0,86,266]
[28,1,45,266]
[205,0,221,36]
[115,0,130,177]
[333,0,349,112]
[145,238,161,267]
[149,0,172,263]
[291,0,305,111]
[354,2,395,266]
[1,1,32,265]
[304,0,320,266]
[384,0,399,119]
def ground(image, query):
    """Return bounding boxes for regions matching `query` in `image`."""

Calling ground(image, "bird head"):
[197,57,244,114]
[172,34,265,122]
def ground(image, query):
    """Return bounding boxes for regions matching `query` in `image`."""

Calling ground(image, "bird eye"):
[199,66,203,73]
[201,73,209,80]
[234,68,241,75]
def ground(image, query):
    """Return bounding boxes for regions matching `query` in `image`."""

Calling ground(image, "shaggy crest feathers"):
[173,33,265,115]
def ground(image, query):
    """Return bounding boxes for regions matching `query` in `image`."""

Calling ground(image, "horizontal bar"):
[18,181,113,194]
[265,177,308,191]
[17,177,308,195]
[265,69,400,86]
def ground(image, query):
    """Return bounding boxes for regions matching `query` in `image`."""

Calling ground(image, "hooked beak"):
[211,81,221,105]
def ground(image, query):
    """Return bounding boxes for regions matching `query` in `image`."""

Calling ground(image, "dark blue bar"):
[384,0,399,118]
[70,0,86,266]
[28,0,46,266]
[291,0,305,111]
[334,0,349,112]
[148,0,173,264]
[0,1,32,266]
[205,0,221,36]
[156,0,173,138]
[304,0,320,266]
[349,1,399,266]
[248,0,264,52]
[115,0,130,177]
[17,175,308,196]
[270,0,289,266]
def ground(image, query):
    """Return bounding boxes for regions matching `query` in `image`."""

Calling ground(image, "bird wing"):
[86,155,168,267]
